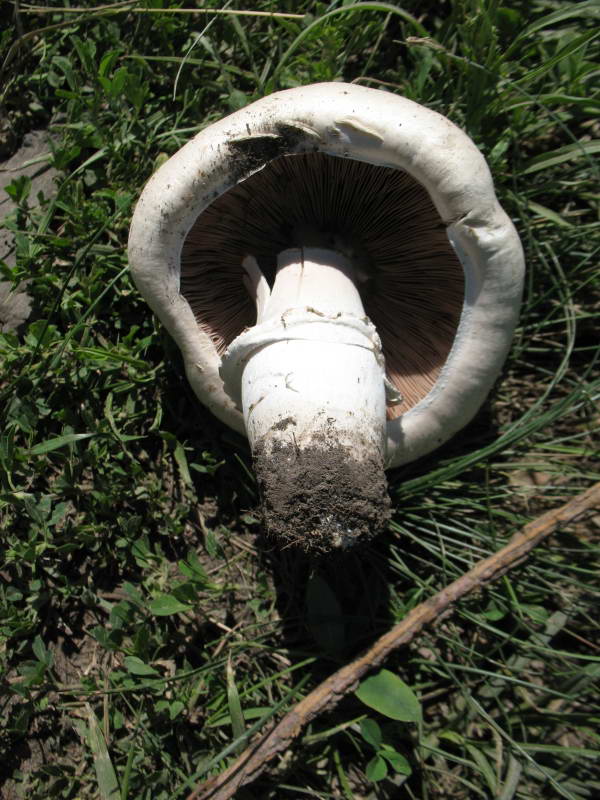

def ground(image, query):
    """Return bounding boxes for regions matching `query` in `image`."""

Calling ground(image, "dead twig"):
[187,482,600,800]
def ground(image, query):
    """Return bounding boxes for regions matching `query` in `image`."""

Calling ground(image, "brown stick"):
[187,483,600,800]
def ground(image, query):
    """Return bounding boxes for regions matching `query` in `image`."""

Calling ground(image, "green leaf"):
[25,320,60,347]
[173,440,193,487]
[178,549,208,583]
[366,754,388,782]
[122,582,143,605]
[32,635,52,666]
[30,433,96,455]
[440,730,464,745]
[381,747,412,775]
[71,35,96,75]
[4,175,31,204]
[204,528,220,558]
[204,706,274,728]
[360,717,382,748]
[52,55,79,92]
[110,66,129,96]
[528,201,574,229]
[123,656,158,676]
[98,50,120,78]
[515,29,598,86]
[17,660,46,687]
[169,700,185,720]
[522,139,600,174]
[355,669,421,722]
[466,744,498,794]
[519,0,600,38]
[148,594,192,616]
[85,704,120,800]
[521,604,550,624]
[226,656,246,753]
[481,600,506,621]
[227,89,249,110]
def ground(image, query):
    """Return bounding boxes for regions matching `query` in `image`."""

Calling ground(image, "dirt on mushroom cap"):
[252,426,390,556]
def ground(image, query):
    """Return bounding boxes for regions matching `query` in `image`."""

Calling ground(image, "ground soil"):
[253,434,391,556]
[0,129,58,332]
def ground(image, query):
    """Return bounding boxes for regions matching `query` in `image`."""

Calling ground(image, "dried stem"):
[187,482,600,800]
[20,3,306,20]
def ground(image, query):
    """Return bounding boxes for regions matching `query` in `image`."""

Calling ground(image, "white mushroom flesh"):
[220,247,387,467]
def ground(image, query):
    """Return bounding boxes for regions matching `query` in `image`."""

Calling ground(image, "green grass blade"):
[85,704,120,800]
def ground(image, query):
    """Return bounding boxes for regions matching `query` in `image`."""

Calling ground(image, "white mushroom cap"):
[128,82,524,469]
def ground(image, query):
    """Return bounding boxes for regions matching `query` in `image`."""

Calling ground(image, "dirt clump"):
[253,438,390,556]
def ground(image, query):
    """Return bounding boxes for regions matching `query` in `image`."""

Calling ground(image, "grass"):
[0,0,598,798]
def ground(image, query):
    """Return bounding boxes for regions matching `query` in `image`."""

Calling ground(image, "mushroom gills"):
[180,152,465,420]
[220,246,390,554]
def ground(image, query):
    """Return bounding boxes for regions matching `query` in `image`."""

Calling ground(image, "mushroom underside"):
[180,152,465,553]
[181,151,465,419]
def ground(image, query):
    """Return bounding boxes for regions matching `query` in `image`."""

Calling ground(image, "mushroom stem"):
[220,247,390,554]
[257,246,365,321]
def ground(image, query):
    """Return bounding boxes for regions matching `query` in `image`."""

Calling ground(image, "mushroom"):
[128,82,524,555]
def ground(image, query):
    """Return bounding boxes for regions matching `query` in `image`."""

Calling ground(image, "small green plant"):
[359,717,413,783]
[354,669,420,782]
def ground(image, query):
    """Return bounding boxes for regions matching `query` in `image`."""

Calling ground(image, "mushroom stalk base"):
[220,247,390,554]
[252,437,390,555]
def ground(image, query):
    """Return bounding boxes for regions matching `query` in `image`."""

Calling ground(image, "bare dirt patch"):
[0,129,59,332]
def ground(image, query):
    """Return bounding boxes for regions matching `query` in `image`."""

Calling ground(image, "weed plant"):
[0,1,598,798]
